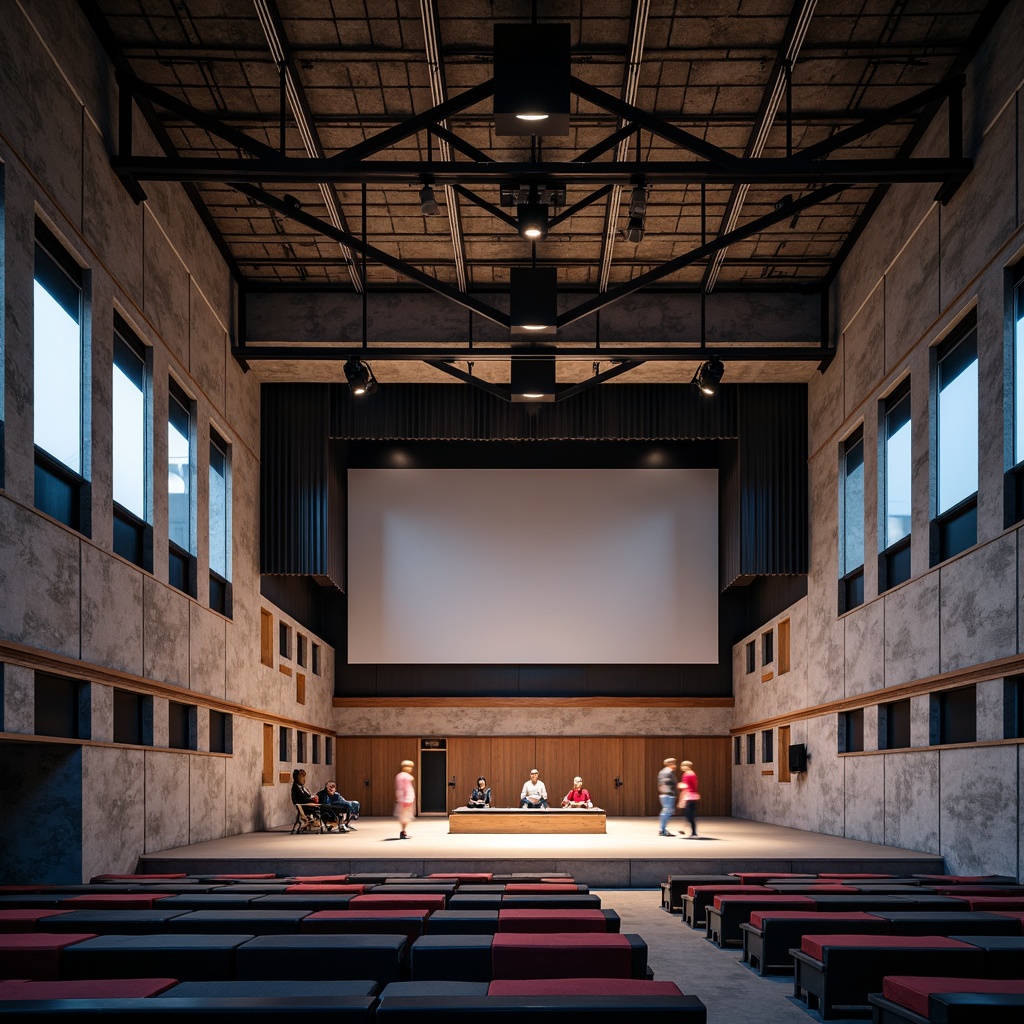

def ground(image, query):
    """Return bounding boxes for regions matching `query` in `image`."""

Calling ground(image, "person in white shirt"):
[519,769,549,809]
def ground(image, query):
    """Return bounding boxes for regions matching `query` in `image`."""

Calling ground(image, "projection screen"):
[347,468,718,665]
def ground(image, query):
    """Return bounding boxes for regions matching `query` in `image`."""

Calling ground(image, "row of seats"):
[662,869,1024,1021]
[0,870,708,1021]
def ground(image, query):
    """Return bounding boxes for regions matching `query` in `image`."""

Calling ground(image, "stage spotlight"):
[623,215,645,243]
[418,184,441,216]
[517,190,549,240]
[628,183,648,218]
[693,356,725,396]
[344,357,377,396]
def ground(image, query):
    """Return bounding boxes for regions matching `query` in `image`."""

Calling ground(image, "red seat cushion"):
[748,910,881,929]
[349,894,446,911]
[713,895,814,910]
[488,980,683,996]
[498,910,607,932]
[882,976,1024,1016]
[301,910,429,941]
[206,874,277,881]
[59,895,170,910]
[429,874,493,882]
[284,884,367,894]
[503,885,579,894]
[687,884,761,898]
[801,934,972,961]
[0,910,70,933]
[0,934,96,981]
[290,876,350,884]
[90,874,186,882]
[0,978,178,1000]
[491,933,632,980]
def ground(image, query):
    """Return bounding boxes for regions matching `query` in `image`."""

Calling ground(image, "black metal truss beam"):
[236,345,829,362]
[112,156,970,186]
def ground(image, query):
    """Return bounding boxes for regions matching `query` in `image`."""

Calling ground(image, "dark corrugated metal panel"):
[261,384,344,587]
[719,439,742,588]
[329,384,739,441]
[736,384,809,578]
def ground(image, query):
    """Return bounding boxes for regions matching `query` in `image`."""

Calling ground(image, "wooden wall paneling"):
[335,737,373,810]
[536,736,580,806]
[446,737,492,813]
[490,737,536,807]
[678,736,732,816]
[370,737,419,817]
[620,737,647,815]
[579,737,623,815]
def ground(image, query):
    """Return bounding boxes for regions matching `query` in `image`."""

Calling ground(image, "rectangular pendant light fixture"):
[511,350,557,403]
[493,24,571,136]
[509,266,557,336]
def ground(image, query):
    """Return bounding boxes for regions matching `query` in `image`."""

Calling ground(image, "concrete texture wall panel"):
[802,335,842,456]
[80,542,144,677]
[0,498,81,658]
[188,755,227,845]
[226,353,260,457]
[884,573,941,687]
[975,678,1004,742]
[940,108,1017,309]
[963,4,1024,144]
[842,754,885,845]
[189,603,226,700]
[1,664,36,734]
[142,211,190,368]
[0,9,83,227]
[843,282,884,419]
[884,750,939,853]
[81,745,145,880]
[189,281,226,413]
[82,125,144,298]
[939,534,1017,673]
[884,209,940,370]
[89,683,113,744]
[798,715,845,837]
[732,597,808,724]
[939,745,1018,877]
[142,577,191,687]
[976,272,1010,544]
[844,600,884,697]
[226,715,273,833]
[144,750,189,854]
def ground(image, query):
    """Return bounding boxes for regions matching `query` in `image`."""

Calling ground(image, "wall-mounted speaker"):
[788,743,808,774]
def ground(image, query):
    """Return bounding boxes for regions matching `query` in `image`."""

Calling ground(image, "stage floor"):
[139,816,944,887]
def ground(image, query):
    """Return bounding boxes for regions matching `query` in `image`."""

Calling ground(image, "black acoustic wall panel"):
[260,384,344,588]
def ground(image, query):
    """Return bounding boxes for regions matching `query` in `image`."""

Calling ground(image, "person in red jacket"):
[677,760,700,837]
[561,777,593,807]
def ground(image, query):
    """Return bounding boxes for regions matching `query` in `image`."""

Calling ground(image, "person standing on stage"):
[520,769,549,808]
[394,759,416,839]
[678,759,700,837]
[657,757,677,836]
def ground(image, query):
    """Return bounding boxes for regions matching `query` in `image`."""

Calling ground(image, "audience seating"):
[705,895,816,946]
[60,934,252,982]
[0,978,177,999]
[869,976,1024,1024]
[682,885,761,928]
[301,910,431,942]
[660,875,736,913]
[0,910,72,933]
[235,933,407,984]
[741,910,890,974]
[0,934,96,981]
[37,910,187,935]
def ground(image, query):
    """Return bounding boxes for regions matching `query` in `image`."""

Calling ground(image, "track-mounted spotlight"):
[418,184,441,216]
[517,189,549,240]
[628,184,649,218]
[693,356,725,396]
[623,216,645,243]
[344,357,377,396]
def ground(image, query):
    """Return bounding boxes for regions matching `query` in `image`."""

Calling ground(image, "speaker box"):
[788,743,808,774]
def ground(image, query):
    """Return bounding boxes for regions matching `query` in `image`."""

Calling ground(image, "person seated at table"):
[561,776,593,808]
[290,768,321,825]
[316,780,354,831]
[520,769,549,809]
[468,776,491,807]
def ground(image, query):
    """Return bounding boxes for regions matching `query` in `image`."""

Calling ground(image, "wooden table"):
[448,807,607,834]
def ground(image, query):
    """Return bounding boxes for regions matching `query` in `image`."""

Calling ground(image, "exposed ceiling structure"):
[82,0,998,391]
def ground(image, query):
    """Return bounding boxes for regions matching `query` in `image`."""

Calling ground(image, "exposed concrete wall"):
[732,1,1024,879]
[0,0,337,881]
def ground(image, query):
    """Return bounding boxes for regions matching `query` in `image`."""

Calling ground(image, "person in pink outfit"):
[677,759,700,837]
[394,759,416,839]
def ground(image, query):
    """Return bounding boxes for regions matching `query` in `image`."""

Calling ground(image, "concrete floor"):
[140,815,944,887]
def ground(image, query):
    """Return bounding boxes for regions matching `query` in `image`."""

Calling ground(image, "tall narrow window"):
[933,316,978,563]
[209,428,231,615]
[34,219,88,532]
[880,380,912,591]
[1008,269,1024,524]
[839,427,865,611]
[113,318,150,568]
[168,379,195,595]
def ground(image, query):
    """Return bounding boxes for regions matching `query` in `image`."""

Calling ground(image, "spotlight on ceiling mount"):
[693,356,725,396]
[418,184,441,216]
[510,266,557,336]
[623,216,645,243]
[344,357,377,397]
[623,182,648,242]
[517,188,549,240]
[493,24,571,136]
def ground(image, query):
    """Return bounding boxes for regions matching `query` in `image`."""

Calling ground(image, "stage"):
[138,816,944,887]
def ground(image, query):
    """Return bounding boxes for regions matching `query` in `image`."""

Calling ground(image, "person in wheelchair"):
[316,780,356,832]
[290,768,322,832]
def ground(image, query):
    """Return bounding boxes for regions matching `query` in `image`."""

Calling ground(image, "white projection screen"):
[347,468,718,665]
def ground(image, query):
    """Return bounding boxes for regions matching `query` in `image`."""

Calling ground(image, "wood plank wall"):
[335,736,732,816]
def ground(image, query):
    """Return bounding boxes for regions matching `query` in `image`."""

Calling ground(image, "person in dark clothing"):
[469,777,492,807]
[290,768,321,830]
[317,780,354,831]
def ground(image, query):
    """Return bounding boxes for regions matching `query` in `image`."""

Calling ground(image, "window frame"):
[208,426,232,616]
[879,378,912,593]
[1005,267,1024,526]
[839,426,865,612]
[168,377,196,596]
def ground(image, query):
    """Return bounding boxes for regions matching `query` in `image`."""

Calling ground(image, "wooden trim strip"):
[730,651,1024,735]
[838,736,1024,756]
[0,731,231,757]
[0,639,335,736]
[332,696,735,709]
